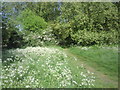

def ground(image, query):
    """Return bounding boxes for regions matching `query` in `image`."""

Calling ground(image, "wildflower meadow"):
[2,47,95,88]
[1,2,118,89]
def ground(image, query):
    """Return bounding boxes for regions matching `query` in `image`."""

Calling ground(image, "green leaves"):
[2,2,119,48]
[17,9,47,33]
[52,2,119,46]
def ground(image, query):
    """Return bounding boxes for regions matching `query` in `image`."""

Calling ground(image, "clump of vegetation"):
[17,9,47,33]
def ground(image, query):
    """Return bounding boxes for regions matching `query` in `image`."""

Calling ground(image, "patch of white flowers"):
[2,47,95,88]
[77,46,91,51]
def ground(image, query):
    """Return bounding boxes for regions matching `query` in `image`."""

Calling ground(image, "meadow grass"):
[68,46,118,82]
[2,47,95,88]
[2,46,118,88]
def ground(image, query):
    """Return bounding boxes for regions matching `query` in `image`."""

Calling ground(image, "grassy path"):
[64,49,118,88]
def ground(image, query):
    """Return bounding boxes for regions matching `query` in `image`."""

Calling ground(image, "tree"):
[17,9,47,33]
[26,2,60,22]
[2,2,24,48]
[52,2,119,46]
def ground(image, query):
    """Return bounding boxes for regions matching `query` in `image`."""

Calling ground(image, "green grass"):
[2,46,118,88]
[68,46,118,85]
[2,47,95,88]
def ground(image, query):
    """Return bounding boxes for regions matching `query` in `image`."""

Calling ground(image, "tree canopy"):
[2,2,119,48]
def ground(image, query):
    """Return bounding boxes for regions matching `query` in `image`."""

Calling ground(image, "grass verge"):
[68,46,118,87]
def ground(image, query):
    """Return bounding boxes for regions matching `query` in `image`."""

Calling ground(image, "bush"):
[17,9,47,33]
[51,23,75,46]
[71,30,118,46]
[22,27,58,47]
[51,22,118,46]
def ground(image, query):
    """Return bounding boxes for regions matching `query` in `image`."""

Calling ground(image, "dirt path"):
[64,49,118,88]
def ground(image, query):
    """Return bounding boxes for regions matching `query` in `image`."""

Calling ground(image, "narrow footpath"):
[64,49,118,88]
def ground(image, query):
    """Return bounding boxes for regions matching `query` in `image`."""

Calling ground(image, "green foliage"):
[2,16,23,48]
[7,31,24,48]
[72,30,118,46]
[15,9,49,47]
[2,3,25,48]
[2,2,119,48]
[17,9,47,33]
[85,3,119,32]
[51,2,119,46]
[52,23,73,46]
[22,27,58,47]
[26,2,60,22]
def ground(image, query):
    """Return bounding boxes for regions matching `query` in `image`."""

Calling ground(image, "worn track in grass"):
[64,49,118,88]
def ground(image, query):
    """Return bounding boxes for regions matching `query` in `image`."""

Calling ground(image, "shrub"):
[71,30,118,46]
[22,27,58,47]
[17,9,47,33]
